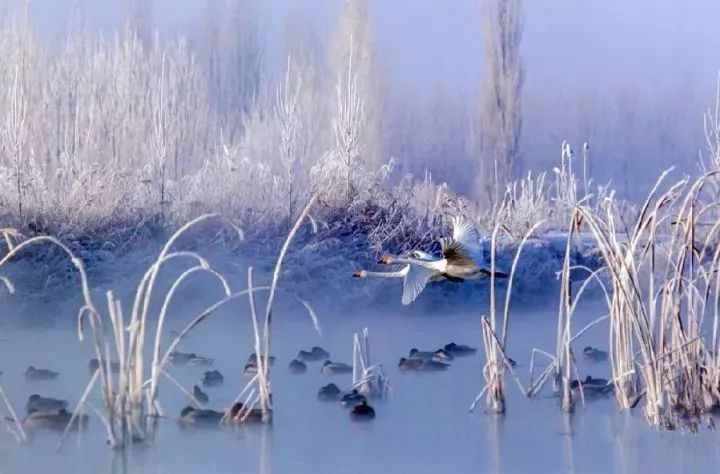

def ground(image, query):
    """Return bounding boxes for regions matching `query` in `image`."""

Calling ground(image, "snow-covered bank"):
[0,226,605,313]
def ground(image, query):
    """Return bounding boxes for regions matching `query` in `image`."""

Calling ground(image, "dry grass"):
[467,163,720,432]
[470,220,544,413]
[0,196,320,447]
[348,328,390,398]
[492,167,720,432]
[574,170,720,429]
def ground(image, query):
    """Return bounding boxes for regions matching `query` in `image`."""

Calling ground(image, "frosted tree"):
[327,0,383,169]
[334,41,365,204]
[200,0,262,141]
[2,66,29,218]
[151,53,178,219]
[281,14,328,169]
[0,12,35,220]
[475,0,524,206]
[274,58,303,225]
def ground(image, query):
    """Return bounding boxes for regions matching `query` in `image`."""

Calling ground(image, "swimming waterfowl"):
[248,353,276,366]
[408,348,435,360]
[408,348,453,362]
[583,346,608,362]
[378,216,509,304]
[228,402,265,423]
[340,389,367,407]
[22,408,88,431]
[288,359,307,374]
[570,376,613,397]
[349,400,375,420]
[179,406,224,424]
[191,385,209,405]
[321,360,353,374]
[170,351,213,366]
[431,349,453,362]
[26,395,68,414]
[398,357,423,371]
[317,383,341,401]
[578,376,609,388]
[88,358,120,374]
[444,342,478,356]
[169,351,197,365]
[297,346,330,362]
[202,370,224,387]
[24,366,59,380]
[297,349,314,361]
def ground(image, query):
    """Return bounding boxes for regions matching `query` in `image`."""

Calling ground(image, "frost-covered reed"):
[348,328,390,398]
[478,165,720,432]
[575,170,720,430]
[0,194,319,447]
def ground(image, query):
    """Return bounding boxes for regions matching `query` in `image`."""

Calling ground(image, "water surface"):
[0,281,718,474]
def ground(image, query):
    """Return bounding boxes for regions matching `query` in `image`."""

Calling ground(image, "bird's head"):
[353,269,367,278]
[378,255,393,265]
[411,249,437,261]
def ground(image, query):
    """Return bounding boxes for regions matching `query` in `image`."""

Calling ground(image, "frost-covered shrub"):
[0,10,620,278]
[494,172,553,237]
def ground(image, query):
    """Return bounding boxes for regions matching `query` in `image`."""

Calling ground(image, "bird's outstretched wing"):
[451,216,482,257]
[441,239,476,266]
[402,264,436,305]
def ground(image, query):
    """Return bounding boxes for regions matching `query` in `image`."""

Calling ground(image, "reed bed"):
[0,197,319,447]
[469,165,720,432]
[575,170,720,430]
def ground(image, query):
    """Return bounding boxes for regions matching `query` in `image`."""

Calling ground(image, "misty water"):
[0,266,718,474]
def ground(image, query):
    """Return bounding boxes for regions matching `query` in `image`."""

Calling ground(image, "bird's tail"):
[479,268,509,279]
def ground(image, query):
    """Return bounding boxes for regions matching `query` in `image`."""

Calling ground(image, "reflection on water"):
[259,424,272,474]
[0,290,719,473]
[561,413,575,474]
[486,415,502,474]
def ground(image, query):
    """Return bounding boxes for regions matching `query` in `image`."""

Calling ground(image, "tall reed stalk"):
[0,194,321,446]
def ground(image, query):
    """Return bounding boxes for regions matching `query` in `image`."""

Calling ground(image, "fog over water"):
[1,272,719,473]
[0,3,718,472]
